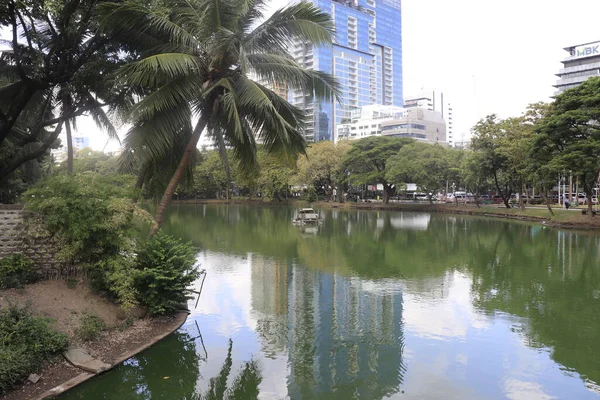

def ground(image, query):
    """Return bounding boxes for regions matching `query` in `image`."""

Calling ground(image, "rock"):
[27,374,41,384]
[64,348,111,373]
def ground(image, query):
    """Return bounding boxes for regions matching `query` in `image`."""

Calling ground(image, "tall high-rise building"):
[554,41,600,95]
[404,90,454,145]
[290,0,403,142]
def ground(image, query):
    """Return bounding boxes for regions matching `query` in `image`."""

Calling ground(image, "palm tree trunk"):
[135,163,147,189]
[66,120,74,174]
[149,117,207,236]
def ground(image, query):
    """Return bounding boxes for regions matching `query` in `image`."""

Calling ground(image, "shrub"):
[0,254,35,289]
[23,174,153,308]
[0,306,68,393]
[304,186,317,203]
[76,314,106,341]
[134,233,200,315]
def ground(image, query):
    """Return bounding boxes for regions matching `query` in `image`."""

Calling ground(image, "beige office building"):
[379,108,446,144]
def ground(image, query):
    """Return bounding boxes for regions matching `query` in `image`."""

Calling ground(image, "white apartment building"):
[336,105,403,141]
[380,108,446,144]
[336,105,446,144]
[404,90,454,146]
[555,41,600,95]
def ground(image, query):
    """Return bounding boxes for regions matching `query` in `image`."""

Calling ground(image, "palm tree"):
[101,0,338,235]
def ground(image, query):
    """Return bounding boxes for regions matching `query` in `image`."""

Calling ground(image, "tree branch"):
[9,1,28,81]
[0,122,63,182]
[41,102,107,127]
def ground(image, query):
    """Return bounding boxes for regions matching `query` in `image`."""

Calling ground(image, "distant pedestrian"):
[564,197,570,210]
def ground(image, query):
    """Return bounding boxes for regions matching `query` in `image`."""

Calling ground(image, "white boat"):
[292,208,322,225]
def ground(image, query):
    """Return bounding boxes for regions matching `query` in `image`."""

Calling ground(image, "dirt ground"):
[0,279,123,338]
[0,280,187,400]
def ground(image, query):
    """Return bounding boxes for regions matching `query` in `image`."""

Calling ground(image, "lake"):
[61,204,600,399]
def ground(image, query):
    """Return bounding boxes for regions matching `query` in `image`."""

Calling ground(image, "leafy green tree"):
[461,150,491,206]
[0,0,128,181]
[256,151,295,201]
[343,137,414,203]
[193,151,230,199]
[296,141,351,201]
[56,148,120,175]
[386,142,448,204]
[471,115,518,208]
[525,102,555,214]
[102,0,338,234]
[533,77,600,216]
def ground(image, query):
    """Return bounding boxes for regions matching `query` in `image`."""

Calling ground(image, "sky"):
[6,0,600,150]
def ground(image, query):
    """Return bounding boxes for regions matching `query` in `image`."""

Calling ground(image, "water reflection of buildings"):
[377,212,431,231]
[250,255,405,399]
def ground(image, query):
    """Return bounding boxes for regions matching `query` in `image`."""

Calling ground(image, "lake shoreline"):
[0,280,189,400]
[170,199,600,230]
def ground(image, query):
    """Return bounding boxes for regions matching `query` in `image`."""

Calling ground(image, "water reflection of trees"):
[60,330,201,399]
[195,340,262,400]
[468,226,600,387]
[163,205,600,391]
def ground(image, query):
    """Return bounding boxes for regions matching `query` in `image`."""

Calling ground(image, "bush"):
[134,233,200,315]
[304,186,317,203]
[76,314,106,341]
[0,306,68,394]
[23,174,153,308]
[0,254,35,289]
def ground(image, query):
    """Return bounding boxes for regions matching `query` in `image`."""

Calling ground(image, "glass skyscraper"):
[290,0,403,141]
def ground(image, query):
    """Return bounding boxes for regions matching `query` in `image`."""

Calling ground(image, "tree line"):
[177,77,600,217]
[0,0,338,233]
[2,0,600,222]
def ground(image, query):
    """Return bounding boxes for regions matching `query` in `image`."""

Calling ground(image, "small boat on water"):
[292,208,322,225]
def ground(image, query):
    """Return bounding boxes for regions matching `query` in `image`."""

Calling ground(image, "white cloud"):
[504,378,556,400]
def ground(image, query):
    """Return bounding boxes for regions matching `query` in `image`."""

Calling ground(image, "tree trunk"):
[519,183,525,210]
[149,117,207,236]
[0,122,63,181]
[541,190,554,216]
[588,193,594,218]
[0,83,37,146]
[503,196,511,209]
[383,184,392,204]
[65,120,74,174]
[135,163,148,189]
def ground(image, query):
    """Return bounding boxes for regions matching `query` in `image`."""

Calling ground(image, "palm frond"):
[234,76,306,155]
[122,105,193,162]
[131,75,204,121]
[98,3,198,53]
[247,53,340,102]
[243,2,334,54]
[89,105,119,142]
[119,53,202,88]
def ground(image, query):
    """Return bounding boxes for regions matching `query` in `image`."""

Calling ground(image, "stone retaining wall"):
[0,207,66,277]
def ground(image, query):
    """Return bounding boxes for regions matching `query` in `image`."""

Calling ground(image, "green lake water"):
[61,204,600,399]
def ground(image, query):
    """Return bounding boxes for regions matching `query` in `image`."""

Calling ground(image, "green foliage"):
[255,151,295,201]
[296,141,351,201]
[192,151,230,198]
[0,254,35,289]
[343,137,414,202]
[23,174,147,308]
[304,186,317,202]
[533,77,600,211]
[134,233,200,315]
[386,143,449,203]
[76,314,106,341]
[0,306,68,394]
